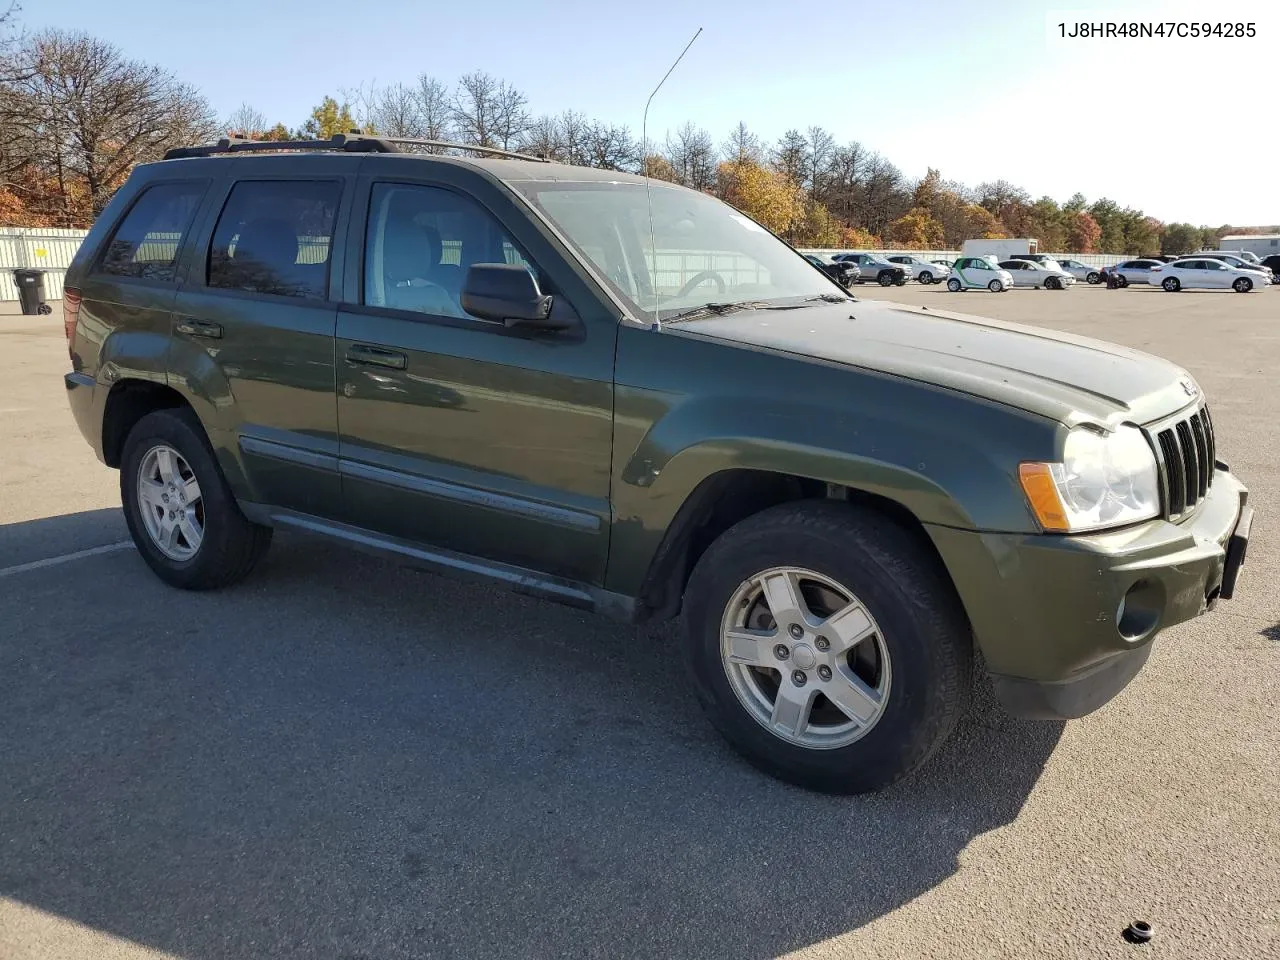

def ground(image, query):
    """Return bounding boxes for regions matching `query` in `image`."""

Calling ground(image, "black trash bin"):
[12,268,50,316]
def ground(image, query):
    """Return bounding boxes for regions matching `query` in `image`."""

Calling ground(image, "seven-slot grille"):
[1151,406,1216,519]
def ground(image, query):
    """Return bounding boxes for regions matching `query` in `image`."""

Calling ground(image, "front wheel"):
[1046,276,1060,290]
[1233,277,1253,293]
[1086,271,1101,284]
[1162,277,1181,292]
[988,279,1004,292]
[877,271,894,287]
[683,502,972,794]
[1118,275,1129,288]
[946,278,962,292]
[121,408,272,590]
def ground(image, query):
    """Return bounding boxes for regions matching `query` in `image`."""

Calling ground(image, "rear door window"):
[97,181,207,283]
[207,180,342,300]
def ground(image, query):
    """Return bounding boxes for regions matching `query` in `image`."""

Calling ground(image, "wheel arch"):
[629,467,964,624]
[102,379,193,468]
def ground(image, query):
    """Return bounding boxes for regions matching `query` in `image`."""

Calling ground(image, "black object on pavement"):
[12,268,48,316]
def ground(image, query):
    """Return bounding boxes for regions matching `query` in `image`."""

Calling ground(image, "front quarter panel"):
[605,325,1059,596]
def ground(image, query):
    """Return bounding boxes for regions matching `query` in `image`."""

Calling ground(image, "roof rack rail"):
[379,138,550,162]
[163,132,399,161]
[163,132,550,163]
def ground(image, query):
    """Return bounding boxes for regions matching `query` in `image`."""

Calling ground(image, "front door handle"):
[176,317,223,339]
[345,344,407,370]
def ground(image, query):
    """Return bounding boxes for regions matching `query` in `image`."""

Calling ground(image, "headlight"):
[1018,425,1160,532]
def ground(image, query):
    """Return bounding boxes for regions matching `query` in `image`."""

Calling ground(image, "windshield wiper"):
[802,293,855,304]
[662,300,772,324]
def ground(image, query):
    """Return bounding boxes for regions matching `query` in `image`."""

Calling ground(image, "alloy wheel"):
[136,444,204,561]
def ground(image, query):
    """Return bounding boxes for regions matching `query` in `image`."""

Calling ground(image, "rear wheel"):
[919,271,933,284]
[121,408,272,590]
[988,279,1004,292]
[946,278,962,292]
[1086,271,1100,284]
[1162,277,1180,292]
[1233,277,1253,293]
[682,502,971,794]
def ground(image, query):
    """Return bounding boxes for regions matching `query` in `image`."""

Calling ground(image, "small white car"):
[1149,258,1269,293]
[946,255,1014,292]
[886,254,947,284]
[997,259,1076,290]
[1053,258,1103,284]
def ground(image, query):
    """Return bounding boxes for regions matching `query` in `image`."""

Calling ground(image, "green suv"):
[63,134,1253,794]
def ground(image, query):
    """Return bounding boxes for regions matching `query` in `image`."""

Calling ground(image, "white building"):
[1218,235,1280,257]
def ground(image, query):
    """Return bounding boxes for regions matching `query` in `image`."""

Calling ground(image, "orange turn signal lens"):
[1018,462,1070,532]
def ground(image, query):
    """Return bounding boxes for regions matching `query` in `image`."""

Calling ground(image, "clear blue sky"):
[27,0,1279,225]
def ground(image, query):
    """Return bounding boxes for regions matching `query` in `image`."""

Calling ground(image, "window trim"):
[201,177,346,303]
[354,179,551,331]
[90,178,211,286]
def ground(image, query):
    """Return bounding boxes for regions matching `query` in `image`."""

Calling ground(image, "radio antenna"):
[641,26,702,329]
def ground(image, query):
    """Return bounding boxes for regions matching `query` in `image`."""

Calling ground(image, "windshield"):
[512,180,839,322]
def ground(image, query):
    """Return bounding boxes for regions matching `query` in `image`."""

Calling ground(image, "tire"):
[946,278,961,292]
[1118,275,1129,288]
[1233,277,1253,293]
[120,407,272,590]
[1086,271,1100,284]
[1046,276,1060,290]
[1162,277,1180,292]
[877,271,894,287]
[919,271,933,284]
[683,501,972,794]
[988,279,1003,292]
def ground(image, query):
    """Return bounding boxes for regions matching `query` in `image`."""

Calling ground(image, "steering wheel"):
[675,270,727,299]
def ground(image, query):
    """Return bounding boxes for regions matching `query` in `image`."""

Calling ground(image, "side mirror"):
[461,263,570,330]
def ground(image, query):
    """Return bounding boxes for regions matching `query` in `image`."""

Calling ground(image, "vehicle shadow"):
[0,515,1064,960]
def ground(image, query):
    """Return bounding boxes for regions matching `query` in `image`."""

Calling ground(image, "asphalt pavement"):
[1,286,1277,959]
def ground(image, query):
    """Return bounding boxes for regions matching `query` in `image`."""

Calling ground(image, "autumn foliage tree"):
[887,207,945,248]
[715,159,802,237]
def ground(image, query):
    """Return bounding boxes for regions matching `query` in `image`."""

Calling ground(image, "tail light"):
[63,287,82,361]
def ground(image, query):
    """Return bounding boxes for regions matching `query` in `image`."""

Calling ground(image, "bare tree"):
[2,29,217,224]
[374,82,425,138]
[583,121,637,171]
[804,126,835,195]
[452,71,528,149]
[224,102,267,137]
[664,122,715,190]
[416,75,452,143]
[520,114,562,160]
[720,121,761,165]
[771,129,808,185]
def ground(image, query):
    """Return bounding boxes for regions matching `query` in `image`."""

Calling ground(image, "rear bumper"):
[927,469,1251,719]
[65,372,106,463]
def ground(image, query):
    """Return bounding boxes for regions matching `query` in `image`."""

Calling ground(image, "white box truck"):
[961,238,1039,260]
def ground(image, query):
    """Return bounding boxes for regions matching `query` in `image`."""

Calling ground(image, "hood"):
[673,299,1198,426]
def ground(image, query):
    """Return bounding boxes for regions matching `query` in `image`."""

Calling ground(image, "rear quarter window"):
[96,181,207,283]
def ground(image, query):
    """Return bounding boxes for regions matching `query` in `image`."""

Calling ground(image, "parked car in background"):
[1102,259,1162,287]
[832,252,908,286]
[998,259,1076,290]
[1259,254,1280,279]
[931,258,954,272]
[1194,253,1274,282]
[1149,258,1267,293]
[803,253,860,289]
[886,254,946,284]
[946,256,1014,292]
[1195,248,1263,265]
[1054,258,1102,284]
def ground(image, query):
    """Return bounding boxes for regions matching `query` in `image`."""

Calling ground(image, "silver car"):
[1106,259,1163,287]
[1053,258,1103,284]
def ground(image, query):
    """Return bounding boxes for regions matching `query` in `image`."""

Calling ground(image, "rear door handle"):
[175,318,223,339]
[345,344,407,370]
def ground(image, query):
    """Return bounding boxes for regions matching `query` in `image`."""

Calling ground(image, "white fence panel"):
[0,228,89,301]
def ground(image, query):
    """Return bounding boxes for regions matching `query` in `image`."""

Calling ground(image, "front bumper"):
[926,468,1251,718]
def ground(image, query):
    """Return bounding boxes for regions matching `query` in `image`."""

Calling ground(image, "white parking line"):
[0,540,134,579]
